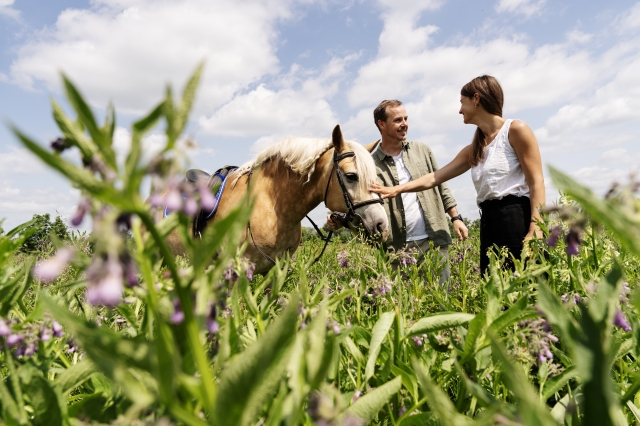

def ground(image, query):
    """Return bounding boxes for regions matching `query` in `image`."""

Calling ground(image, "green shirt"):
[372,140,457,251]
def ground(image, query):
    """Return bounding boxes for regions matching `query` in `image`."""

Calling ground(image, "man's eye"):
[345,173,359,182]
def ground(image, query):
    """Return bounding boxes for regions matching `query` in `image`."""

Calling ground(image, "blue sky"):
[1,0,639,230]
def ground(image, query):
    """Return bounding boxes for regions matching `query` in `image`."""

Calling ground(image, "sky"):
[1,0,639,231]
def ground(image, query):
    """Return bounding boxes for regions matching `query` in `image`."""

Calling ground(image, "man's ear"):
[363,140,380,153]
[332,124,346,152]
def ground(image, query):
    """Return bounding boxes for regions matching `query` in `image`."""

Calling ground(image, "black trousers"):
[479,195,531,273]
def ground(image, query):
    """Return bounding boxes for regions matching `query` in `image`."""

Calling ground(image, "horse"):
[161,125,389,274]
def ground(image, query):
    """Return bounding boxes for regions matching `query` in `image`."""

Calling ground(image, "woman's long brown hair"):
[461,75,504,167]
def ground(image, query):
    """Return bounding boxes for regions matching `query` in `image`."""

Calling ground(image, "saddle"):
[186,166,237,237]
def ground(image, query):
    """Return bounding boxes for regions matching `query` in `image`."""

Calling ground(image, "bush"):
[19,213,70,253]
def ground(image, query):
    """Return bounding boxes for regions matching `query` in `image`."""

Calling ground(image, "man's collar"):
[372,139,409,160]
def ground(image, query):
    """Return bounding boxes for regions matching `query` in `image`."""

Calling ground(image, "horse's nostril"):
[376,221,384,234]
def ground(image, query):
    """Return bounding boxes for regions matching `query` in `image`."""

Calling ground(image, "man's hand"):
[452,220,469,240]
[370,182,399,199]
[326,214,344,231]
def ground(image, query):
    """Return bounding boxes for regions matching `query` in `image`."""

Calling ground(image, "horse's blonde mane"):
[233,137,378,188]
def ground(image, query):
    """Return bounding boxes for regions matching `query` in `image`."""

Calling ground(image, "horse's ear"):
[364,140,380,153]
[332,124,346,152]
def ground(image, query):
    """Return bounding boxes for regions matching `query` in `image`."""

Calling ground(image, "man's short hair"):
[373,100,403,132]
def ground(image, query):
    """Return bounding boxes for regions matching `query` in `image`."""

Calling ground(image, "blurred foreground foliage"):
[1,66,640,425]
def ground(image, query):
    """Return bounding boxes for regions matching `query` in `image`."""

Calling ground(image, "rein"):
[246,148,383,266]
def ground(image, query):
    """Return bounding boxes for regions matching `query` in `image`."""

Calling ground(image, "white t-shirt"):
[392,153,429,241]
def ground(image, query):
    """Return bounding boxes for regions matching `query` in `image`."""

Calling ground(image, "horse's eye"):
[345,173,359,182]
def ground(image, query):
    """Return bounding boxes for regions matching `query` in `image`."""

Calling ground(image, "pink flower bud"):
[33,248,75,283]
[183,197,198,216]
[164,189,182,212]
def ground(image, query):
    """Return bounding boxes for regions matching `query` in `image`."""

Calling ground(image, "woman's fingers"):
[370,183,394,199]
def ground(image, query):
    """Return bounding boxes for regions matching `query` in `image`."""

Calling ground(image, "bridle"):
[304,149,384,263]
[248,148,384,266]
[323,150,384,227]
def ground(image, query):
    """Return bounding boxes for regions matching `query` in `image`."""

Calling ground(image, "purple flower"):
[245,262,255,281]
[33,247,75,283]
[86,258,124,306]
[198,181,217,211]
[51,321,64,338]
[183,197,199,216]
[223,263,239,283]
[207,319,220,334]
[23,342,36,357]
[337,250,350,268]
[6,333,23,348]
[39,325,52,342]
[67,339,78,354]
[70,198,91,227]
[561,294,568,303]
[613,309,632,332]
[352,390,362,403]
[0,319,10,336]
[546,226,562,247]
[332,323,341,334]
[51,137,71,152]
[164,188,182,212]
[149,192,164,207]
[411,336,423,347]
[565,228,581,256]
[170,298,185,324]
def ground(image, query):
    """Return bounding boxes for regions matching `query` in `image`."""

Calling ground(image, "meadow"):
[1,67,640,426]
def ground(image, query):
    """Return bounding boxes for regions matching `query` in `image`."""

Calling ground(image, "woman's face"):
[459,95,476,124]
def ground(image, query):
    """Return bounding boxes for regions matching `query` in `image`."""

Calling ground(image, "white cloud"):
[199,55,358,138]
[495,0,546,18]
[0,0,20,21]
[0,71,8,83]
[0,147,48,174]
[10,0,310,115]
[618,2,640,33]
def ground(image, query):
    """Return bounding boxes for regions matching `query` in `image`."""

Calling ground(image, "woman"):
[371,75,545,272]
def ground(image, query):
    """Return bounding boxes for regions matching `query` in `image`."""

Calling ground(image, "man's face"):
[378,105,408,142]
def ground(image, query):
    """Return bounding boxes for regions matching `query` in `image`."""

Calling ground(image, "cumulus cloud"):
[347,10,599,139]
[9,0,310,115]
[199,54,358,138]
[0,147,48,174]
[495,0,546,18]
[0,0,20,21]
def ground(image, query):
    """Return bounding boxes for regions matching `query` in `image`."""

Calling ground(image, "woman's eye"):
[345,173,359,182]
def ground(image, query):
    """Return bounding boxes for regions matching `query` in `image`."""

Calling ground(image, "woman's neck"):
[475,114,506,145]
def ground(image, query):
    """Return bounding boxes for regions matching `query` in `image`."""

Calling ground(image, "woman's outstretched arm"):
[509,120,545,239]
[371,145,472,199]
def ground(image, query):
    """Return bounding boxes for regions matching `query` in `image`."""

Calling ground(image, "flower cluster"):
[148,175,216,217]
[367,275,393,298]
[0,316,64,357]
[410,334,428,347]
[223,258,256,283]
[337,250,350,268]
[393,248,417,267]
[518,316,559,364]
[32,247,75,283]
[560,293,581,305]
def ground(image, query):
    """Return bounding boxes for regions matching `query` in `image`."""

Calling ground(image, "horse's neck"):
[259,150,334,222]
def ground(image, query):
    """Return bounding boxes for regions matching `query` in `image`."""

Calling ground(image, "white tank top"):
[471,119,529,206]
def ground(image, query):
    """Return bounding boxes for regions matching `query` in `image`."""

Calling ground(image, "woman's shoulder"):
[506,119,537,147]
[507,119,531,134]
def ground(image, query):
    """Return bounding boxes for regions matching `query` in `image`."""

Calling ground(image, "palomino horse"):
[164,125,389,274]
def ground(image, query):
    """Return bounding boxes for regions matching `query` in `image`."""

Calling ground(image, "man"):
[329,99,468,282]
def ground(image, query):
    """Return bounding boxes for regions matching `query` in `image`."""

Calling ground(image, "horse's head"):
[325,125,389,242]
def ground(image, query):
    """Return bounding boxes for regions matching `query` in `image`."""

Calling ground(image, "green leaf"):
[411,358,471,426]
[346,376,402,424]
[125,101,165,193]
[13,128,122,204]
[398,412,439,426]
[40,294,156,405]
[407,312,475,337]
[461,312,485,362]
[488,333,558,426]
[365,311,395,382]
[20,363,67,426]
[174,62,204,137]
[213,294,299,426]
[51,98,95,160]
[542,366,578,401]
[391,363,418,401]
[488,296,537,334]
[53,360,97,395]
[548,165,640,257]
[62,74,117,169]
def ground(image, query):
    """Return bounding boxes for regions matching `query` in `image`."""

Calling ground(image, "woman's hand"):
[370,182,399,199]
